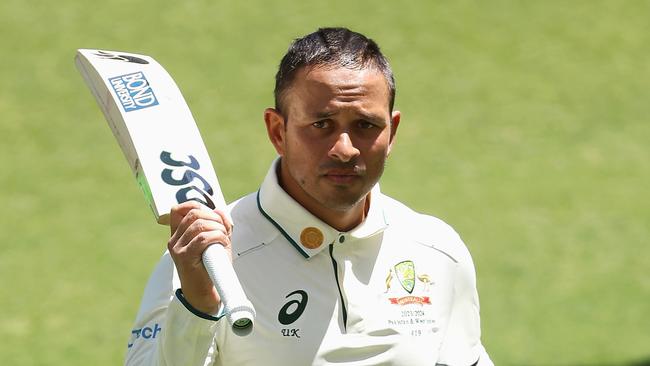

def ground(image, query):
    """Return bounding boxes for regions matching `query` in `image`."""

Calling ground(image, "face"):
[265,66,400,221]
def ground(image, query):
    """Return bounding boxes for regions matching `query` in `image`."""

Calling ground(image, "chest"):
[216,233,458,366]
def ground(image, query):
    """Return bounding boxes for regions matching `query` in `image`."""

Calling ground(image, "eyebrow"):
[314,110,386,124]
[314,111,336,119]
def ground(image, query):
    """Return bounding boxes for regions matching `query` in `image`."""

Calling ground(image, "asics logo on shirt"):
[278,290,308,325]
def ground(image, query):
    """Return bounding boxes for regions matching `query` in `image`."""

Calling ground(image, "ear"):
[387,110,401,155]
[264,108,286,156]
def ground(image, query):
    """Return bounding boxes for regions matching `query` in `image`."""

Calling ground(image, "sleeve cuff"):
[175,288,225,322]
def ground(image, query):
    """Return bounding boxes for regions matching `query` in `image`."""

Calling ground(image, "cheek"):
[287,130,329,161]
[284,134,321,176]
[364,135,392,163]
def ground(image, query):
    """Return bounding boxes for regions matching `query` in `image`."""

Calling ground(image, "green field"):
[1,0,648,365]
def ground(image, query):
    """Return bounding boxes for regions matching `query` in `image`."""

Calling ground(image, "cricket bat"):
[74,49,255,336]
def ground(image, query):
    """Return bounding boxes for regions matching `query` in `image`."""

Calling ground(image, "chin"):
[322,201,360,212]
[318,191,368,212]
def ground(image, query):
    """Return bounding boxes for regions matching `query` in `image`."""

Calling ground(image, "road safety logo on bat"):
[109,72,159,112]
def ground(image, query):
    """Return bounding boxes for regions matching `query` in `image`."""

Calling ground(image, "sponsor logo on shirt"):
[128,323,162,348]
[278,290,308,339]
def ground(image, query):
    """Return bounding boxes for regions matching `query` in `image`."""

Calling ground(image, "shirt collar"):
[256,158,388,259]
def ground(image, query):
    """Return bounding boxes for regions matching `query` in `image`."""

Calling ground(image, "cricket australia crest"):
[394,260,416,293]
[384,260,434,306]
[380,259,439,338]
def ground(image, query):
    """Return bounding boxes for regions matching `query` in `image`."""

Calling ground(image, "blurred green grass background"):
[1,0,648,364]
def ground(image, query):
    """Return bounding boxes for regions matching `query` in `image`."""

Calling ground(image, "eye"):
[358,121,375,129]
[312,120,330,129]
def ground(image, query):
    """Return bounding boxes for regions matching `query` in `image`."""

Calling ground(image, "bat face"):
[78,49,256,335]
[75,49,226,224]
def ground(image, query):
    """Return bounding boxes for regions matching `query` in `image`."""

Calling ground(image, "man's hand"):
[167,201,233,315]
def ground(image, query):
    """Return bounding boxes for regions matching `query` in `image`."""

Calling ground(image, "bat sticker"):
[160,151,215,208]
[94,50,149,64]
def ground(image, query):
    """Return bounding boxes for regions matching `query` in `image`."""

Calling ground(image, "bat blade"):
[75,49,225,224]
[75,49,254,335]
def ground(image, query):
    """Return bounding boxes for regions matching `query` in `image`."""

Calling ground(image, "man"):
[125,27,493,366]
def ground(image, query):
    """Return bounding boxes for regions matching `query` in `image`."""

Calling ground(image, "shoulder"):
[380,194,481,301]
[227,191,280,258]
[227,191,259,221]
[380,194,474,266]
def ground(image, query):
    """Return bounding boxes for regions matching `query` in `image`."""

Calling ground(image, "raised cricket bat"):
[75,49,255,336]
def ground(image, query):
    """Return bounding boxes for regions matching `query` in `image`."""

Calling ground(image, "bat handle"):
[201,244,256,336]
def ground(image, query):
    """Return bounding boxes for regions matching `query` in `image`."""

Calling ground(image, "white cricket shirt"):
[125,159,493,366]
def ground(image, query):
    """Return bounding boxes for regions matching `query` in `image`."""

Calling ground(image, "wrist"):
[178,277,221,315]
[175,289,223,321]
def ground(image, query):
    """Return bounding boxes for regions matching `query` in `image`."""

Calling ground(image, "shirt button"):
[338,235,345,243]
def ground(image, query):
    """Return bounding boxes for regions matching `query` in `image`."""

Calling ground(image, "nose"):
[328,132,360,162]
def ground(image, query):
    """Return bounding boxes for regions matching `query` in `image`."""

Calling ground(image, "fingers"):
[170,201,203,235]
[171,218,230,258]
[169,202,233,237]
[214,207,233,235]
[167,202,234,267]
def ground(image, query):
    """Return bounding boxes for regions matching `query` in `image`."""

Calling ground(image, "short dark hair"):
[274,27,396,114]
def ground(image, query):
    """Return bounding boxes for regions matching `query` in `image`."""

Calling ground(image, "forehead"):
[283,66,391,113]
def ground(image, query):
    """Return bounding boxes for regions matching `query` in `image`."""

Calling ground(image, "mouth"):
[322,168,363,185]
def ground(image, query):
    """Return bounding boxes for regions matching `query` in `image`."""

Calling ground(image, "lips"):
[322,168,362,184]
[325,169,358,176]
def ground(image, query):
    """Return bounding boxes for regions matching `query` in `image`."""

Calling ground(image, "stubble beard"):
[300,160,385,212]
[308,180,367,212]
